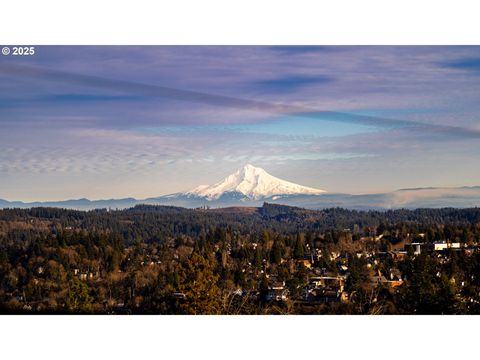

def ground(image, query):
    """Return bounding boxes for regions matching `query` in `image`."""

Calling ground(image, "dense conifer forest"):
[1,203,480,314]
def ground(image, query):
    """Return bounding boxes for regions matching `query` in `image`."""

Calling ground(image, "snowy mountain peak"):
[237,163,268,179]
[187,164,326,200]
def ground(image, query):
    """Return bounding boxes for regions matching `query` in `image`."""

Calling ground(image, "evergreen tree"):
[293,233,305,259]
[178,252,222,314]
[66,279,93,313]
[270,240,283,264]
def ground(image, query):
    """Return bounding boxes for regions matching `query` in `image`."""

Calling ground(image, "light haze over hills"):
[1,165,479,210]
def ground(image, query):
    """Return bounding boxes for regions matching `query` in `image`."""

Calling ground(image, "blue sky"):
[1,46,480,201]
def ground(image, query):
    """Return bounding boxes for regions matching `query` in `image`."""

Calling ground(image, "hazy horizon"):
[2,162,480,203]
[1,46,480,202]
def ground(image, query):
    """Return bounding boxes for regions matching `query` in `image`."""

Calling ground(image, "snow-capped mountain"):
[1,164,479,210]
[185,164,326,200]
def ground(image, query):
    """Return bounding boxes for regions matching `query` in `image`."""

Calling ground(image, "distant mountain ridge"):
[1,165,479,210]
[185,164,325,200]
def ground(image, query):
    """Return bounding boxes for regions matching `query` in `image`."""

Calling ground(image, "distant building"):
[266,281,289,301]
[392,251,407,261]
[265,288,289,302]
[432,242,461,251]
[404,242,425,255]
[405,241,461,254]
[171,292,186,300]
[297,259,313,269]
[370,270,403,289]
[303,276,347,304]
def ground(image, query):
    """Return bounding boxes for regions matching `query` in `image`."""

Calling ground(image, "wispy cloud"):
[1,46,480,200]
[2,62,479,138]
[43,94,146,102]
[268,46,335,54]
[254,75,334,92]
[442,58,480,72]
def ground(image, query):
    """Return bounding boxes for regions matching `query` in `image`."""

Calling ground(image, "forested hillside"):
[1,204,480,314]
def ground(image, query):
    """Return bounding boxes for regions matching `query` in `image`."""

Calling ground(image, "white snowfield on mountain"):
[187,164,326,200]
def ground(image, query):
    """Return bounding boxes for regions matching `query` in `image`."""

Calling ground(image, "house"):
[370,270,403,288]
[297,259,313,269]
[392,251,407,261]
[303,276,347,304]
[265,279,289,301]
[370,272,388,287]
[405,241,462,254]
[265,288,289,302]
[304,288,347,303]
[329,251,340,261]
[375,234,384,241]
[432,242,461,251]
[307,276,345,292]
[268,280,286,290]
[171,292,186,300]
[404,242,425,255]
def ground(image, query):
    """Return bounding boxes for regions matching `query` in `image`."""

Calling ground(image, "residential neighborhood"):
[2,204,479,314]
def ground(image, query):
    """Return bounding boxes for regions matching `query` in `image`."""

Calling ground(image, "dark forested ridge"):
[1,203,480,314]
